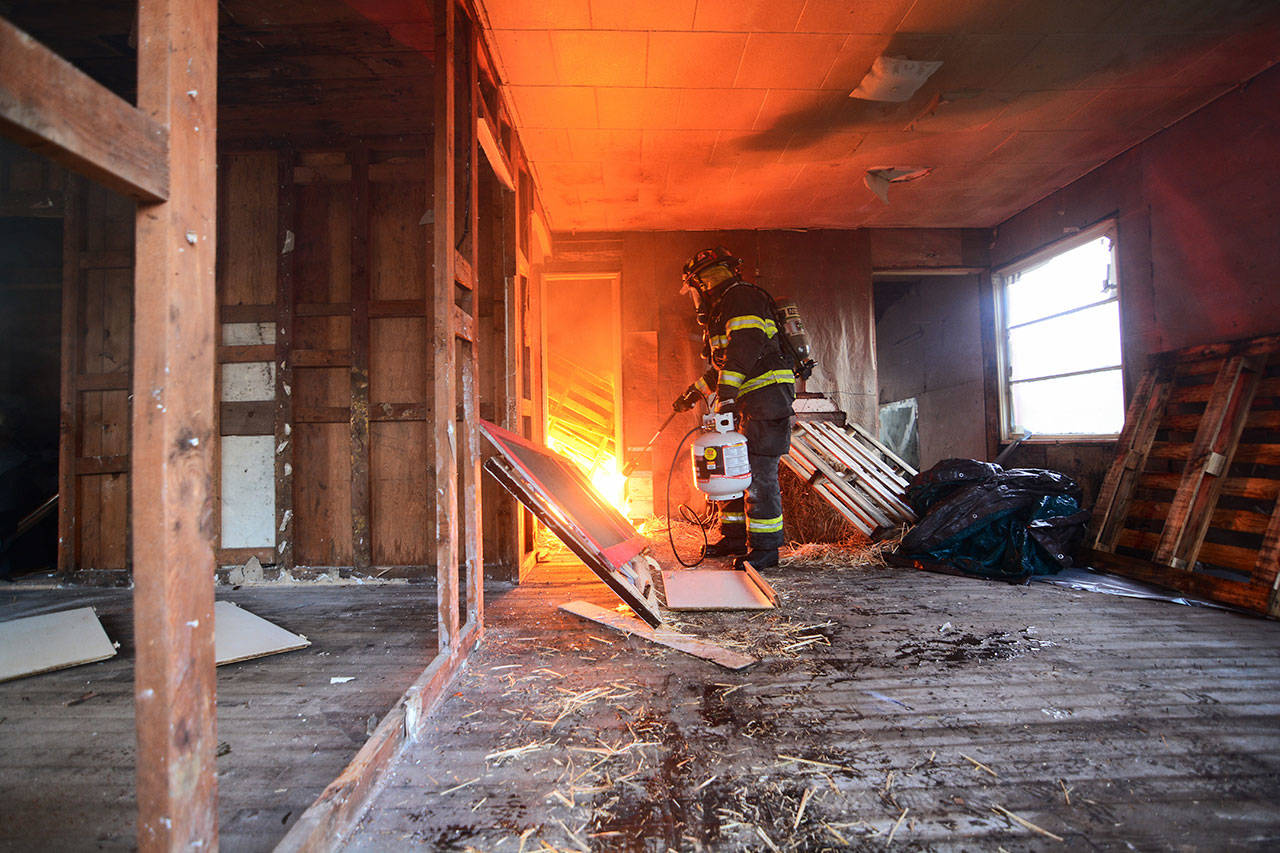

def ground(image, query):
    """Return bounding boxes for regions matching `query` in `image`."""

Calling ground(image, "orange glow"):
[545,428,630,515]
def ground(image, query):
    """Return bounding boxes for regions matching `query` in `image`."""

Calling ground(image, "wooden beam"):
[350,147,372,571]
[0,18,169,202]
[130,0,219,848]
[462,12,485,633]
[433,0,461,652]
[57,180,81,574]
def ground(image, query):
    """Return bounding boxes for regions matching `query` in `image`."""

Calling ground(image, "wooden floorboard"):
[0,584,439,852]
[340,558,1280,852]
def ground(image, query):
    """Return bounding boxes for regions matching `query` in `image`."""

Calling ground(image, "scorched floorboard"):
[342,557,1280,852]
[0,584,439,851]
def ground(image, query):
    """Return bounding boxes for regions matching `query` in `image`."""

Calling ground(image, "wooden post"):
[461,15,484,631]
[57,179,81,573]
[433,0,461,651]
[275,148,297,574]
[131,0,219,848]
[350,146,372,570]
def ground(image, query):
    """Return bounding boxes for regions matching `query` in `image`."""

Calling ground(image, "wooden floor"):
[342,557,1280,851]
[0,583,440,852]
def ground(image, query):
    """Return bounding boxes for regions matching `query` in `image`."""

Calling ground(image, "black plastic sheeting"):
[897,459,1091,582]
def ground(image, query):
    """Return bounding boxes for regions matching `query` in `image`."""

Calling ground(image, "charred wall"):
[988,65,1280,505]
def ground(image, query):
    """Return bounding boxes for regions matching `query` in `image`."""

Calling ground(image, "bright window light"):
[995,224,1124,439]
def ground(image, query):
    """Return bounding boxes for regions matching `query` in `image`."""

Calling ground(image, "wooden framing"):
[1088,333,1280,617]
[0,19,168,202]
[130,0,219,847]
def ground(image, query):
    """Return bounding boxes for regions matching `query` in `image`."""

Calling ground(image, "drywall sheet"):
[481,419,662,627]
[662,569,776,610]
[214,600,310,665]
[0,607,117,682]
[221,434,276,548]
[221,361,276,401]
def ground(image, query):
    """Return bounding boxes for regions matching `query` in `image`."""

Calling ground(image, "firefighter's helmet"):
[681,246,740,289]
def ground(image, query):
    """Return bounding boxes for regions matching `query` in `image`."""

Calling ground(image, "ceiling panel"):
[478,0,1280,230]
[550,31,648,87]
[691,0,806,34]
[646,32,749,88]
[588,0,697,31]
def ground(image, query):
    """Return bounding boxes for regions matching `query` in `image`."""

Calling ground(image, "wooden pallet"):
[1088,333,1280,618]
[783,420,918,536]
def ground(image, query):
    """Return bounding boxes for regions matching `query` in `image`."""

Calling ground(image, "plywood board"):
[214,601,310,666]
[558,600,757,670]
[662,569,775,611]
[0,607,117,682]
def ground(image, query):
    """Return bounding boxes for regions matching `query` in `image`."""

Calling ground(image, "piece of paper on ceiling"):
[865,170,892,204]
[851,56,943,102]
[662,569,776,611]
[0,607,118,682]
[215,600,310,665]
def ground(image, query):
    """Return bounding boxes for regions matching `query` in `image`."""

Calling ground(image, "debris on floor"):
[0,606,117,682]
[214,600,310,665]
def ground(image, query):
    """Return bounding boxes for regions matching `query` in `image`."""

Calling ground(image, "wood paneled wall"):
[217,143,442,575]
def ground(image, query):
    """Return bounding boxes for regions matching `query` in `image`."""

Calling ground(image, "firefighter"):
[673,247,795,569]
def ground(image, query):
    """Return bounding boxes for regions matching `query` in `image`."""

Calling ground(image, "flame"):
[546,431,630,516]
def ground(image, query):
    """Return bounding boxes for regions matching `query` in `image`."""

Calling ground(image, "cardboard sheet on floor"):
[480,419,663,627]
[559,600,757,670]
[215,600,310,665]
[0,607,117,682]
[662,569,776,610]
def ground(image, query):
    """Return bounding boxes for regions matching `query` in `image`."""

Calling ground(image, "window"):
[994,222,1124,439]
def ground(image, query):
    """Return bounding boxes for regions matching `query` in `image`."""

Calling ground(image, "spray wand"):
[621,409,682,477]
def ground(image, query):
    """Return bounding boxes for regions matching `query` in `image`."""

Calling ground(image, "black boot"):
[736,549,779,569]
[705,538,747,558]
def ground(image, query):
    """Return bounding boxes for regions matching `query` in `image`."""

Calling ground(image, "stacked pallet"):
[1088,333,1280,617]
[783,420,918,536]
[545,352,617,466]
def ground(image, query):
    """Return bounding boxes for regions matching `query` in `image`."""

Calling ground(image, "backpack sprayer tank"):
[692,412,751,500]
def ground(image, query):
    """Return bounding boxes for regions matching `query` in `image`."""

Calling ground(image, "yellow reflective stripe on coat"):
[721,512,746,524]
[739,369,795,397]
[720,370,746,389]
[709,334,729,350]
[694,376,713,393]
[747,515,784,533]
[725,315,779,337]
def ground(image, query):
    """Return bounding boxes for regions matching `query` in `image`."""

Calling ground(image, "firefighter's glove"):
[672,385,702,413]
[714,396,737,415]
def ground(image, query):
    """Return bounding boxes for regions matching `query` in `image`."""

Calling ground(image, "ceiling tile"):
[507,86,598,128]
[515,127,576,162]
[855,128,1012,166]
[536,160,605,186]
[820,34,900,91]
[983,0,1122,36]
[928,33,1043,91]
[988,129,1118,164]
[794,0,915,34]
[751,89,849,132]
[675,89,768,130]
[588,0,697,31]
[596,87,684,129]
[692,0,806,33]
[568,129,645,161]
[707,130,784,168]
[647,32,749,88]
[778,129,867,164]
[982,88,1105,132]
[551,31,648,87]
[734,33,849,89]
[642,130,719,166]
[490,30,559,86]
[482,0,592,30]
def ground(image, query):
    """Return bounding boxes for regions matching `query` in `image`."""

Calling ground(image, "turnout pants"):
[718,415,791,552]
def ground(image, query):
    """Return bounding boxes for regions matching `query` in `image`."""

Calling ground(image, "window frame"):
[993,219,1124,443]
